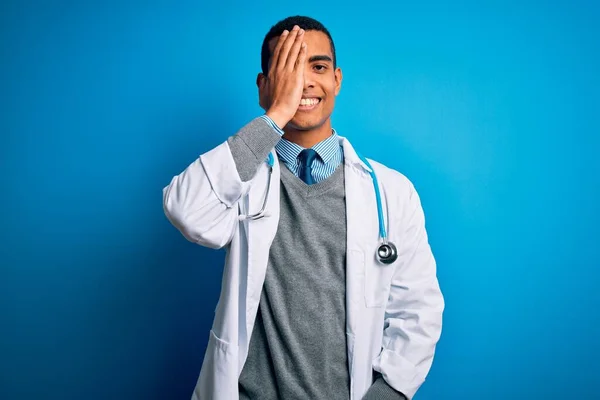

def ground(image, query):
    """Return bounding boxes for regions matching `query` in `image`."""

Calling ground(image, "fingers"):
[270,29,289,73]
[277,26,302,71]
[285,28,305,70]
[295,42,307,71]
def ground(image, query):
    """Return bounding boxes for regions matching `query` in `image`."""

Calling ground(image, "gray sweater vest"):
[227,117,404,400]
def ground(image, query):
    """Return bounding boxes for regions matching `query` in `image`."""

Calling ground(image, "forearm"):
[227,115,283,182]
[374,182,444,398]
[162,141,248,248]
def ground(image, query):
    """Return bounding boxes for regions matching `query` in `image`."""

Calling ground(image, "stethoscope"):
[238,153,276,221]
[239,152,398,265]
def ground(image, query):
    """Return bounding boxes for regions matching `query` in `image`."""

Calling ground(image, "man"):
[163,15,444,400]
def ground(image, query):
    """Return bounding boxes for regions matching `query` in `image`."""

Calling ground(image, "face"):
[259,30,342,131]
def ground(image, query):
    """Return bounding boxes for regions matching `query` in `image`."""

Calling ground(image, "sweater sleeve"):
[227,115,283,182]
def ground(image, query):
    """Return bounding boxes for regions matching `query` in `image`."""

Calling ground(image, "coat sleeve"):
[162,140,253,249]
[372,181,444,399]
[163,117,281,249]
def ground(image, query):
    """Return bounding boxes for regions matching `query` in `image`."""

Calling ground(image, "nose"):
[303,80,315,90]
[303,67,315,90]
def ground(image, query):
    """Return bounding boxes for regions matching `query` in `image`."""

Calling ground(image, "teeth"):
[300,98,319,106]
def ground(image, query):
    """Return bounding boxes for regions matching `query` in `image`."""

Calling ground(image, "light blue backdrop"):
[1,1,599,399]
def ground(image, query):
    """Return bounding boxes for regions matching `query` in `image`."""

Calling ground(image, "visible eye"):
[313,64,328,72]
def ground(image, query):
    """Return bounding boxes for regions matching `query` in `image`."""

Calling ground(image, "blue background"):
[1,0,599,399]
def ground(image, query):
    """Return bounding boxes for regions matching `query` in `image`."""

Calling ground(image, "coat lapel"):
[340,138,381,381]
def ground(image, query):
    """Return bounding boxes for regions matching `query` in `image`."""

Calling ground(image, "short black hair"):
[261,15,336,76]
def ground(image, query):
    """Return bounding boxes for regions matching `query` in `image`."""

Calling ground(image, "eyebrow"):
[308,55,333,63]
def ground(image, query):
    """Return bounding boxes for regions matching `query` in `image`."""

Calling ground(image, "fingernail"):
[282,30,289,35]
[293,25,299,31]
[299,29,304,35]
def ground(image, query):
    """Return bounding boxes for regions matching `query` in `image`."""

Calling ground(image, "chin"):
[288,117,324,131]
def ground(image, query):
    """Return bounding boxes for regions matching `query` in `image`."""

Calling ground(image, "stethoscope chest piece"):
[377,241,398,264]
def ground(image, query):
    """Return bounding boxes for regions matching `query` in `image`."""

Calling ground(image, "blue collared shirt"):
[260,115,344,183]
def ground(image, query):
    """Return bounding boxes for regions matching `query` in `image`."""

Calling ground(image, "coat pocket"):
[364,255,395,308]
[194,330,238,400]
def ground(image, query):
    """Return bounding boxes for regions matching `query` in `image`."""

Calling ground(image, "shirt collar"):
[275,129,340,166]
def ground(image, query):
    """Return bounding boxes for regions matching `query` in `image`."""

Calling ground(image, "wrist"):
[265,108,290,129]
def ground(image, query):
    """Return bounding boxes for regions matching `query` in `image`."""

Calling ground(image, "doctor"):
[163,15,444,400]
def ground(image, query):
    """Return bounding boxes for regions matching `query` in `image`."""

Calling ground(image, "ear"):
[334,67,343,96]
[257,72,268,110]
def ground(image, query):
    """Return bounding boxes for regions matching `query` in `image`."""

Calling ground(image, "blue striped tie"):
[298,149,318,185]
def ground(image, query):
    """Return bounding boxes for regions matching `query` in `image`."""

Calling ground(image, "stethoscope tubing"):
[239,151,398,264]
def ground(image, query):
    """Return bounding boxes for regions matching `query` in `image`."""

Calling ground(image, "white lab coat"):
[163,135,444,400]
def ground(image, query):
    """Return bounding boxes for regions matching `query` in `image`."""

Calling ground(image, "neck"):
[282,120,333,148]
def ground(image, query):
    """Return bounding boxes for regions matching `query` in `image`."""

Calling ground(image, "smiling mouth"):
[298,97,321,110]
